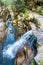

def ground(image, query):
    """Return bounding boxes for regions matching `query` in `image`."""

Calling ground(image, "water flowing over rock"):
[2,30,37,65]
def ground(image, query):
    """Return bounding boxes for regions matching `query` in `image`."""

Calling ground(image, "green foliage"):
[36,10,43,16]
[20,63,22,65]
[19,12,23,17]
[5,0,12,6]
[0,0,4,5]
[30,59,37,65]
[13,0,25,12]
[0,0,13,7]
[0,0,2,3]
[24,8,29,17]
[0,0,1,1]
[24,8,29,13]
[30,60,34,65]
[40,58,43,65]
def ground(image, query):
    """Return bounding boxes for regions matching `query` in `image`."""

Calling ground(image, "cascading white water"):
[2,30,37,65]
[3,30,33,59]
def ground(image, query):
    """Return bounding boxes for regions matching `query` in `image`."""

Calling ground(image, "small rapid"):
[2,30,37,65]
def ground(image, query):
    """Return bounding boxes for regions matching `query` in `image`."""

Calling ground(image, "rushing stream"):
[1,13,43,65]
[2,28,37,65]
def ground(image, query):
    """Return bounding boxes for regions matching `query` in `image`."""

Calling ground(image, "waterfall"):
[2,30,37,65]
